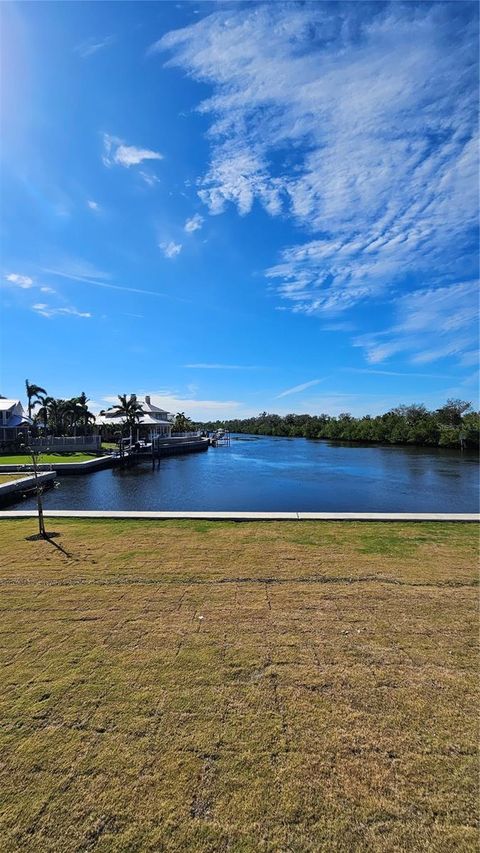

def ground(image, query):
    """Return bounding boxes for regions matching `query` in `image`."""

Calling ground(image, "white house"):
[0,399,32,443]
[96,395,173,439]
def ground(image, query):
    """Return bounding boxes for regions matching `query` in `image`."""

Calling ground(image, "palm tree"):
[35,395,67,434]
[25,379,47,419]
[77,392,95,436]
[34,395,53,433]
[62,398,81,436]
[108,394,144,435]
[173,412,194,433]
[64,393,95,437]
[43,398,65,436]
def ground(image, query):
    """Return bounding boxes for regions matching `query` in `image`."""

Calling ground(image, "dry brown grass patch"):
[0,519,478,851]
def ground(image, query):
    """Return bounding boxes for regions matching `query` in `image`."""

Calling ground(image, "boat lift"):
[210,429,231,447]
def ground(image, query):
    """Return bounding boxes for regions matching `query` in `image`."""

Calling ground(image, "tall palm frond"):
[25,379,47,419]
[110,394,144,426]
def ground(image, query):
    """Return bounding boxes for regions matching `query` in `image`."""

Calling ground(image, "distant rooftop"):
[142,395,168,414]
[96,396,172,426]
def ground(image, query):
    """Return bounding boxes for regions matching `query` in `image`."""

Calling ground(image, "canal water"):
[11,436,479,513]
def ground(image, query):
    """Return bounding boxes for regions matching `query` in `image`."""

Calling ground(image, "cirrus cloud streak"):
[155,2,478,364]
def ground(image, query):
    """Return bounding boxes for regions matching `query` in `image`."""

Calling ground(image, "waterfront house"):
[96,395,173,440]
[0,399,32,445]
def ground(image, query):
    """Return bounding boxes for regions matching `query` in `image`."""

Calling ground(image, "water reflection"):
[12,435,479,513]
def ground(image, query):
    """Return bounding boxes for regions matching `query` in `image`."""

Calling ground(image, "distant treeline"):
[198,399,479,449]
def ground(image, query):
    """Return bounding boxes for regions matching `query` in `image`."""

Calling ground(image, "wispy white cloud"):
[354,281,479,365]
[102,392,242,422]
[75,35,115,59]
[322,322,356,332]
[45,258,111,281]
[39,286,56,294]
[344,368,452,379]
[44,267,158,296]
[4,273,33,289]
[32,303,92,319]
[459,351,479,368]
[276,379,324,398]
[160,241,182,259]
[103,134,163,168]
[461,369,479,388]
[155,4,478,321]
[184,213,204,233]
[87,200,100,212]
[43,264,186,300]
[296,392,414,419]
[185,363,261,370]
[139,171,160,187]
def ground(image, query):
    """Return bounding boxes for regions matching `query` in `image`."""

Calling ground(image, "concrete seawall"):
[0,510,477,522]
[0,457,112,475]
[153,438,209,458]
[0,472,56,506]
[0,438,210,476]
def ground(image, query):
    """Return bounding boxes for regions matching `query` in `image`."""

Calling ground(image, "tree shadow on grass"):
[25,531,71,557]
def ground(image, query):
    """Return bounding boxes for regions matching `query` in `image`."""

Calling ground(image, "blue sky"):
[1,1,478,420]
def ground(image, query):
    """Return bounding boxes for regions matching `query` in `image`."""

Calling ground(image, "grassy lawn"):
[0,453,99,465]
[0,519,478,852]
[0,474,27,484]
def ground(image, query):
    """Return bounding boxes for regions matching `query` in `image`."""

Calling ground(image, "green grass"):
[0,453,99,465]
[357,528,420,556]
[0,519,478,852]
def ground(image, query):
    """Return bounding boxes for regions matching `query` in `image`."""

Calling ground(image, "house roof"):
[95,413,171,427]
[143,402,169,414]
[6,414,32,428]
[136,414,172,426]
[0,399,32,427]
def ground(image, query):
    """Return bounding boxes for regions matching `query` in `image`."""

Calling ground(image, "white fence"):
[31,435,101,452]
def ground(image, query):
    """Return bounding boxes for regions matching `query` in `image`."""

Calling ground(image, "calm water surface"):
[15,436,479,512]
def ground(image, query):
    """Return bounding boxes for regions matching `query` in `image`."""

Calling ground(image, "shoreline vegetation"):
[0,518,477,851]
[200,399,479,450]
[8,385,479,453]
